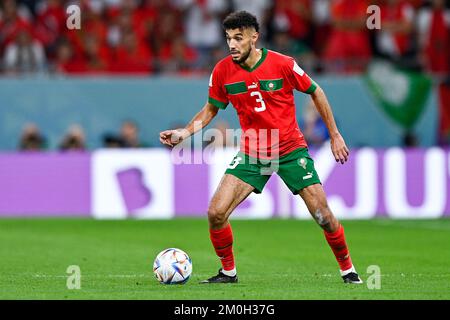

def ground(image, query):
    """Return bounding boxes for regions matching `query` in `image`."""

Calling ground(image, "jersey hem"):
[239,143,309,160]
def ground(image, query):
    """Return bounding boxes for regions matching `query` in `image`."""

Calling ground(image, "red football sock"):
[209,223,235,271]
[324,224,353,271]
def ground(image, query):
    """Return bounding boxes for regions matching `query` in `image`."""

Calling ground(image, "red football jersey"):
[208,48,317,159]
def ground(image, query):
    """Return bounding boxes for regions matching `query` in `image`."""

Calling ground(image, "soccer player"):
[159,11,363,284]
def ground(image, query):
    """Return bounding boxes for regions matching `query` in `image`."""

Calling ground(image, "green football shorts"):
[224,148,321,194]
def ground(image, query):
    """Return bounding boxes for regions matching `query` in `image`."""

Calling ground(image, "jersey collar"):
[238,48,267,72]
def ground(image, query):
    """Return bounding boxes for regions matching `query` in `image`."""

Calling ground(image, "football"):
[153,248,192,284]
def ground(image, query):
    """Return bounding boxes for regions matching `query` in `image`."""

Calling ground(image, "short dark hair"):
[222,11,259,33]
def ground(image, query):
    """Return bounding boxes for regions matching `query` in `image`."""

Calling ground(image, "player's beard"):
[232,46,252,64]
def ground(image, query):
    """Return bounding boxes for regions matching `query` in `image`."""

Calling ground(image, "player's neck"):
[240,48,262,70]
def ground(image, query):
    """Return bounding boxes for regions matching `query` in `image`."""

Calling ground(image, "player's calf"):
[311,206,339,233]
[299,184,362,284]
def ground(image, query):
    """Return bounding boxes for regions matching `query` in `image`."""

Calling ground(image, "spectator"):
[59,124,87,151]
[34,0,66,54]
[302,98,329,148]
[51,37,87,74]
[120,120,149,148]
[152,8,184,72]
[78,33,111,74]
[102,133,126,148]
[18,123,47,151]
[231,0,272,40]
[173,0,228,70]
[271,30,315,73]
[0,0,445,77]
[273,0,312,43]
[270,1,314,72]
[438,78,450,145]
[158,35,198,75]
[311,0,332,71]
[109,29,152,74]
[323,0,372,73]
[65,1,108,61]
[3,28,46,74]
[102,120,149,149]
[0,0,32,54]
[106,0,140,49]
[416,0,450,75]
[403,131,419,147]
[375,0,416,66]
[132,0,161,48]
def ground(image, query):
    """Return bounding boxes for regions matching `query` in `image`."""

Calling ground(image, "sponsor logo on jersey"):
[303,172,313,180]
[248,82,258,89]
[293,61,305,76]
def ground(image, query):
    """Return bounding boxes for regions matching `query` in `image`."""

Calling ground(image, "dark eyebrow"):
[226,33,244,37]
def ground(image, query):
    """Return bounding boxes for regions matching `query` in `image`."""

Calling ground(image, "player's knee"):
[207,206,227,228]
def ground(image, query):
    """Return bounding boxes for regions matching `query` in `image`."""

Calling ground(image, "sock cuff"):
[209,223,232,235]
[324,224,344,239]
[222,267,237,276]
[209,224,233,245]
[340,265,356,276]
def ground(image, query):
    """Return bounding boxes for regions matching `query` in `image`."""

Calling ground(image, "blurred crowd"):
[0,0,449,76]
[18,120,150,151]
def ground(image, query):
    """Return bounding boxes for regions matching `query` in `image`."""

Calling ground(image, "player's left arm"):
[284,58,349,164]
[310,86,349,164]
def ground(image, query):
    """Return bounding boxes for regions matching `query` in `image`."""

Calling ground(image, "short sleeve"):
[208,66,229,109]
[283,58,318,94]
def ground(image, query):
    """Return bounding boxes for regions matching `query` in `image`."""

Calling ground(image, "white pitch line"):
[32,274,149,278]
[29,273,450,279]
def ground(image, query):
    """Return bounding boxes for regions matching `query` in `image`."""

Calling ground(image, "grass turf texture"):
[0,218,449,300]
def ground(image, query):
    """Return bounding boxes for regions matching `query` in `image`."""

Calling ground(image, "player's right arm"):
[159,102,219,147]
[160,64,229,148]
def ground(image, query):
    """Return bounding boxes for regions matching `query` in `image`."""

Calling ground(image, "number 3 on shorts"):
[228,156,242,169]
[251,91,266,112]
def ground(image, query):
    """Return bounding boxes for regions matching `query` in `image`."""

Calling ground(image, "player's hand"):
[330,133,349,164]
[159,129,189,147]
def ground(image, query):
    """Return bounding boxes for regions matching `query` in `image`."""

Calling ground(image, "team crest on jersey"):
[298,158,307,170]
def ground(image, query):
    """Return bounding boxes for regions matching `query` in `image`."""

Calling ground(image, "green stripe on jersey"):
[225,82,247,95]
[208,97,228,109]
[304,79,318,94]
[259,79,283,92]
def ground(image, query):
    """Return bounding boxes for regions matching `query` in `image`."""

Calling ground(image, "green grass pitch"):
[0,218,449,300]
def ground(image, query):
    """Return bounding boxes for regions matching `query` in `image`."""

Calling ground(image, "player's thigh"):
[208,174,254,223]
[276,148,321,194]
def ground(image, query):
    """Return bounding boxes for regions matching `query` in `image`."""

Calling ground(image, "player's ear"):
[252,32,259,46]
